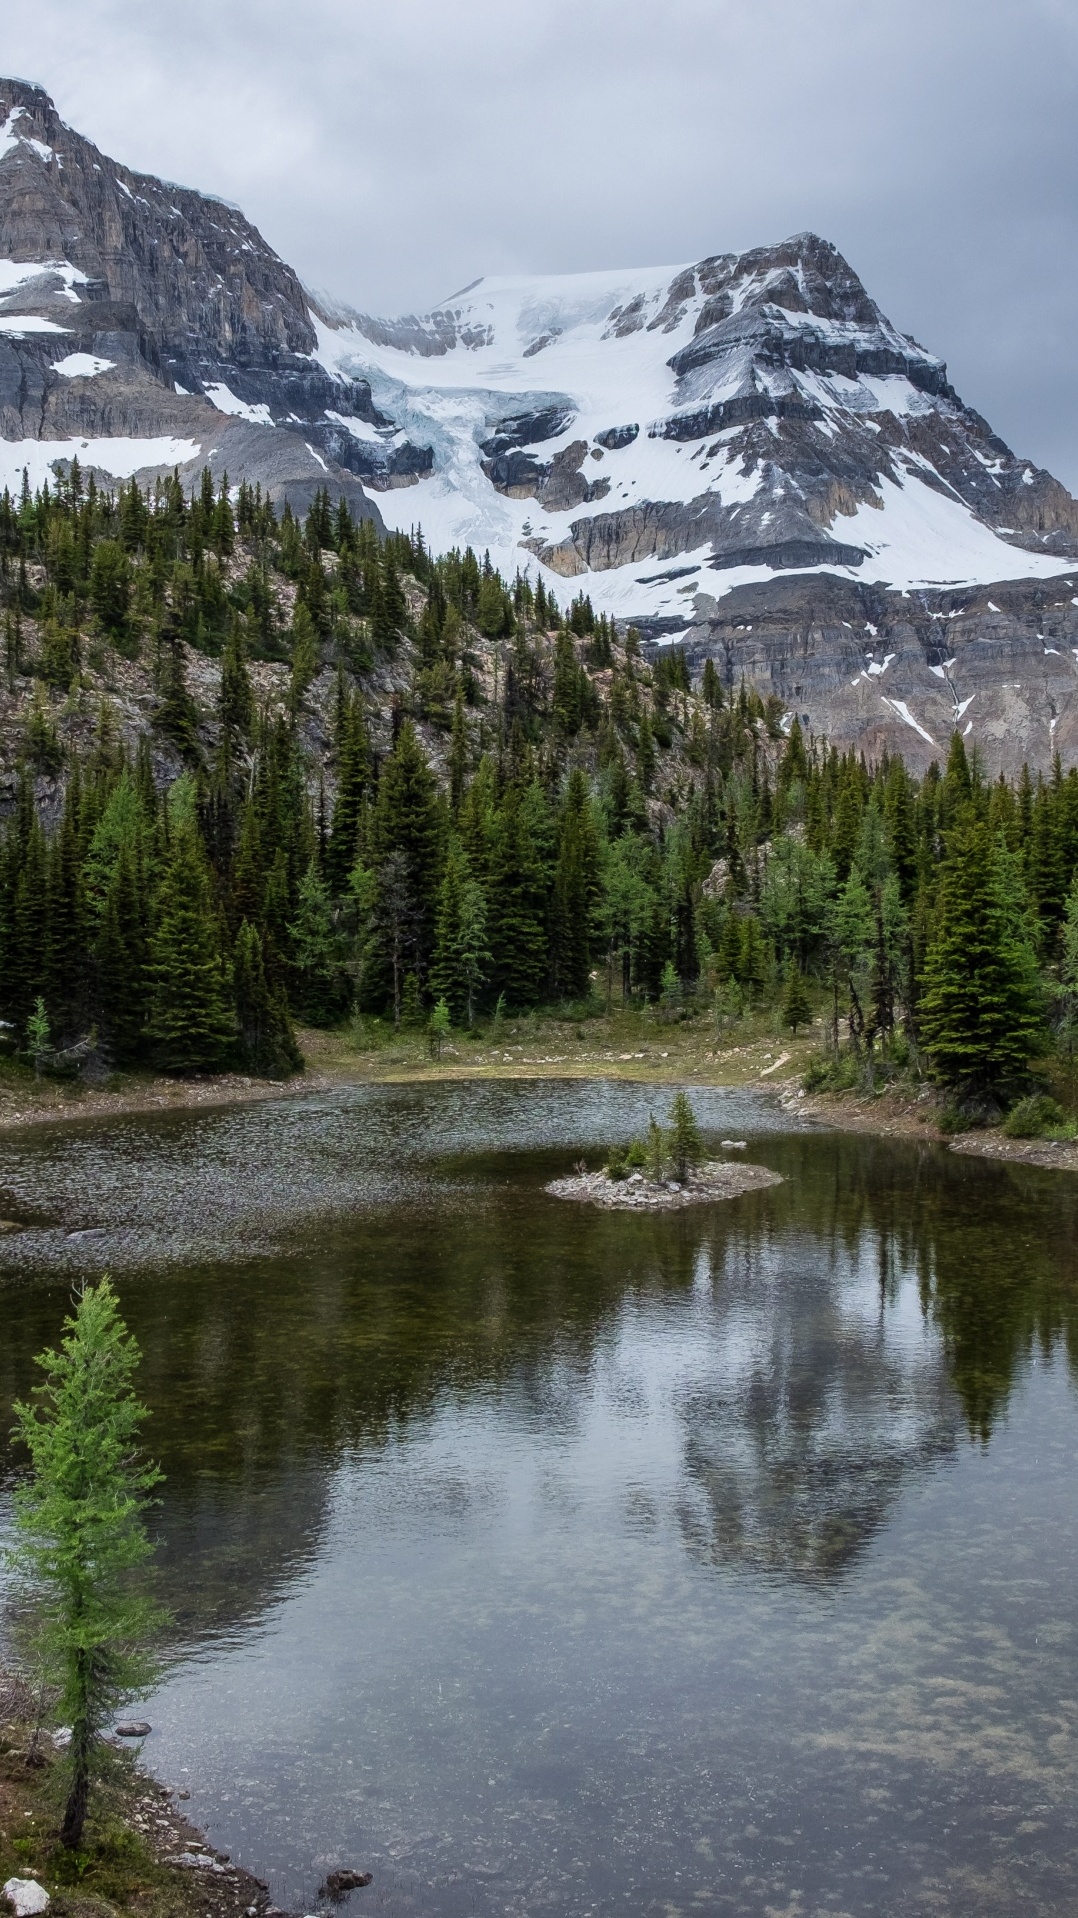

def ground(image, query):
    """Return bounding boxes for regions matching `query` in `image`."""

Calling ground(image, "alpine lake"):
[1,1078,1078,1918]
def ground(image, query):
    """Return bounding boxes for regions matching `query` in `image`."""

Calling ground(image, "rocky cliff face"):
[0,78,403,515]
[3,79,1078,770]
[679,571,1078,780]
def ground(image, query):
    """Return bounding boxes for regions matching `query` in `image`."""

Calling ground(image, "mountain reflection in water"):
[1,1081,1077,1917]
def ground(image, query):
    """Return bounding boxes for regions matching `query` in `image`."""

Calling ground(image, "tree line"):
[1,463,1077,1107]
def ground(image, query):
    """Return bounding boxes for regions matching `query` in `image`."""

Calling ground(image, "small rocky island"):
[546,1092,784,1211]
[547,1159,783,1211]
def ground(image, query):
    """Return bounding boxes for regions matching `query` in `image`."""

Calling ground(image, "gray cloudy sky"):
[5,0,1078,484]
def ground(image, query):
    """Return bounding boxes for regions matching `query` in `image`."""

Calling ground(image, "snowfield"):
[309,255,1078,621]
[0,436,202,494]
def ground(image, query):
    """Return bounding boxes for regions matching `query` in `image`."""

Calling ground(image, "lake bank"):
[0,1674,281,1918]
[792,1079,1078,1174]
[0,1015,819,1134]
[1,1020,1074,1174]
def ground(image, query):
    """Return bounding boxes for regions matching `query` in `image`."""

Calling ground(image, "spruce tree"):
[146,813,234,1072]
[830,774,863,882]
[371,720,443,989]
[882,758,918,903]
[95,844,150,1065]
[88,540,131,641]
[373,545,407,650]
[941,729,974,822]
[740,916,769,1001]
[782,963,813,1032]
[550,768,599,999]
[637,711,656,793]
[668,1089,703,1182]
[219,613,253,752]
[487,784,549,1009]
[428,996,451,1058]
[716,909,743,983]
[431,837,491,1026]
[44,781,87,1043]
[288,860,349,1025]
[8,817,48,1031]
[552,632,583,735]
[326,691,369,893]
[449,680,469,812]
[154,635,200,760]
[289,602,319,710]
[919,818,1043,1095]
[234,918,301,1072]
[27,996,52,1076]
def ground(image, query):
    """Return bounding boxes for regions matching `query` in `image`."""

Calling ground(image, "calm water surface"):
[2,1079,1078,1918]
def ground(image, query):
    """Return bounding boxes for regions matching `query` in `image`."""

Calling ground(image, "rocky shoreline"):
[789,1081,1078,1174]
[546,1159,784,1210]
[0,1674,289,1918]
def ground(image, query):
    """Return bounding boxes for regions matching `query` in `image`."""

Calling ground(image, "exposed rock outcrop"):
[668,570,1078,778]
[0,79,416,513]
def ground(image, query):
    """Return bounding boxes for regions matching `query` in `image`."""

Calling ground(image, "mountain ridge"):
[2,77,1078,770]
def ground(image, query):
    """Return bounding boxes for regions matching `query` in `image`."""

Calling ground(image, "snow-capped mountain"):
[313,245,1078,772]
[3,76,1078,770]
[315,238,1078,626]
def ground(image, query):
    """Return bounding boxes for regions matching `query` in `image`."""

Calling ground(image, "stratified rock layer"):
[675,571,1078,778]
[0,79,396,514]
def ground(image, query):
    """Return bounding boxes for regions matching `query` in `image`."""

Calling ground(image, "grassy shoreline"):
[0,1006,1075,1173]
[0,1674,277,1918]
[0,1006,822,1133]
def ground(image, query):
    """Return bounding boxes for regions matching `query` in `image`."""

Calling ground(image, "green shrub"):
[801,1049,861,1094]
[1003,1093,1065,1138]
[605,1147,628,1181]
[802,1054,830,1092]
[624,1138,648,1169]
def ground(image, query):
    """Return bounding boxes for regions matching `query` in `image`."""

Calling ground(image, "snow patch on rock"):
[203,382,274,427]
[52,352,115,378]
[0,436,201,494]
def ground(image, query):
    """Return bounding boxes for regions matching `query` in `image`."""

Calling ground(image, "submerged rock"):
[322,1870,373,1897]
[114,1720,152,1737]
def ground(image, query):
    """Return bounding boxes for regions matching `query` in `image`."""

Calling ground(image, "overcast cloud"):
[4,0,1078,483]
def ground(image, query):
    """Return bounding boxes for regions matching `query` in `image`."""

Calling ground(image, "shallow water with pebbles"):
[2,1079,1078,1917]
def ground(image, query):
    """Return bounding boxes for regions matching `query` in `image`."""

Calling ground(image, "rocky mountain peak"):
[2,86,1077,769]
[0,78,314,371]
[0,78,394,516]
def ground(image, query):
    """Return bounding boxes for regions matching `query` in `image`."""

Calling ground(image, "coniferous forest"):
[1,461,1077,1122]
